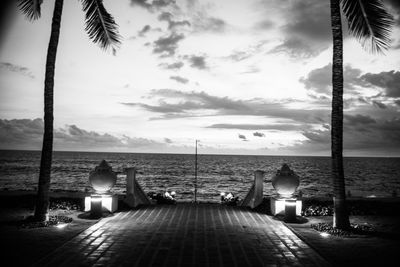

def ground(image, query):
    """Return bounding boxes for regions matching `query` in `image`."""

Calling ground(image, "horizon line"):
[1,149,399,158]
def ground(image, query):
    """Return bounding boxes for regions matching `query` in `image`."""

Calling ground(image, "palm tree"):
[18,0,121,221]
[329,0,393,229]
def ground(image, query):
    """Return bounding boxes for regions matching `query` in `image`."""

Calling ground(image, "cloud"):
[138,25,151,36]
[302,129,330,144]
[292,116,400,155]
[254,20,275,30]
[138,25,161,37]
[186,55,207,69]
[268,0,331,58]
[131,0,226,33]
[300,64,366,95]
[300,64,332,94]
[207,123,303,131]
[158,12,191,30]
[164,137,173,143]
[238,134,248,141]
[192,16,226,33]
[56,125,160,149]
[284,0,331,41]
[385,0,400,25]
[182,0,228,33]
[170,75,189,84]
[395,99,400,106]
[270,37,323,58]
[386,0,400,12]
[0,118,44,148]
[0,118,167,151]
[130,0,176,10]
[372,100,388,109]
[302,67,400,112]
[0,62,34,78]
[121,89,329,123]
[226,41,270,63]
[361,70,400,97]
[253,132,265,137]
[344,114,376,125]
[240,65,261,74]
[158,11,173,21]
[159,61,184,69]
[153,33,185,57]
[227,51,253,62]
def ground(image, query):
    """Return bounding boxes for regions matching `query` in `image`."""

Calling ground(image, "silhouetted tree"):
[18,0,121,221]
[329,0,393,229]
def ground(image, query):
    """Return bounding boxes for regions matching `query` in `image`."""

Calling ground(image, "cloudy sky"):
[0,0,400,156]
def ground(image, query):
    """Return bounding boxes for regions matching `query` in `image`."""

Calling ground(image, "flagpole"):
[194,139,198,203]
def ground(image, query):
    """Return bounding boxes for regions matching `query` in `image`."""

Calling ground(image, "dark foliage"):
[302,205,333,216]
[341,0,394,53]
[147,192,176,205]
[302,199,400,216]
[18,0,42,20]
[49,198,82,211]
[80,0,121,50]
[311,222,374,236]
[19,215,72,229]
[220,192,240,206]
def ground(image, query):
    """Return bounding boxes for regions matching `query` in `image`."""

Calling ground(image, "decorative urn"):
[271,164,299,198]
[89,160,117,193]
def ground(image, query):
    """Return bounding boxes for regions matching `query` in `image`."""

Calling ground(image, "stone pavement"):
[33,204,329,267]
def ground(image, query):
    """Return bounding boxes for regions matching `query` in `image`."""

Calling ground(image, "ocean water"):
[0,150,399,202]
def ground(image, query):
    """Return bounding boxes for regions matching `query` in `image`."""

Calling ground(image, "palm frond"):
[18,0,43,20]
[341,0,394,53]
[80,0,122,51]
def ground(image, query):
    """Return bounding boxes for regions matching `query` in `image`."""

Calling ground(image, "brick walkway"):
[33,204,329,267]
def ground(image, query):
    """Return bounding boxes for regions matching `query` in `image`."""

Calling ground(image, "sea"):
[0,150,399,202]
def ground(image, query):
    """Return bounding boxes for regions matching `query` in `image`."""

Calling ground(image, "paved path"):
[33,204,329,267]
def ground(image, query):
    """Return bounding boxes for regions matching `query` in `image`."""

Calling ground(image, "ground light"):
[320,232,330,238]
[56,223,68,229]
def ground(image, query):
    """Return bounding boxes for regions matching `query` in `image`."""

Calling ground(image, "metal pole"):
[194,139,198,203]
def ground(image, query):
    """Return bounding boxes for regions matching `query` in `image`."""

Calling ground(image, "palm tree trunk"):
[330,0,350,230]
[34,0,64,222]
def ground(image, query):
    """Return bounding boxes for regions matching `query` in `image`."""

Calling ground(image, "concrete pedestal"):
[85,194,118,213]
[270,197,302,216]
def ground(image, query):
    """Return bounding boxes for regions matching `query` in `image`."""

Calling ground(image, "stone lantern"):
[85,160,118,217]
[270,164,302,222]
[271,163,299,198]
[89,160,117,193]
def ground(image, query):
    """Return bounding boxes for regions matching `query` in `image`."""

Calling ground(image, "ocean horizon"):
[3,149,400,158]
[1,150,399,202]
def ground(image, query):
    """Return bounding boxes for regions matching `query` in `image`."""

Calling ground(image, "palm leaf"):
[341,0,394,53]
[80,0,121,51]
[18,0,43,20]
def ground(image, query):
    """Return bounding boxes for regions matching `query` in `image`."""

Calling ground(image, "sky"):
[0,0,400,156]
